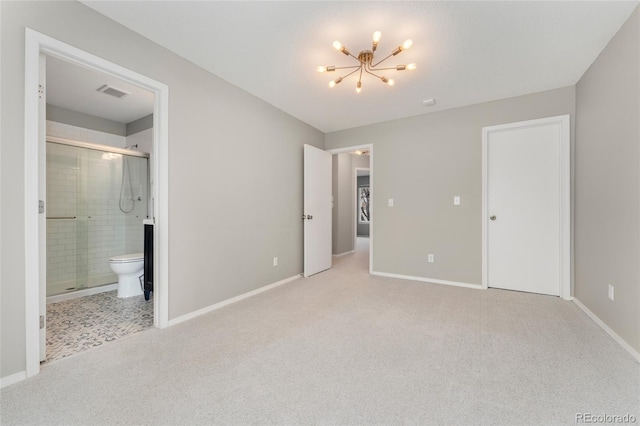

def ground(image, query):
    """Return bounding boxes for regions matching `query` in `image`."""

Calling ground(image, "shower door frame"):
[45,137,151,297]
[24,28,170,379]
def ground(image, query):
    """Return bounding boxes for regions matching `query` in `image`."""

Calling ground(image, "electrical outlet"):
[388,198,394,207]
[608,285,614,301]
[273,256,278,267]
[454,196,460,205]
[428,254,434,263]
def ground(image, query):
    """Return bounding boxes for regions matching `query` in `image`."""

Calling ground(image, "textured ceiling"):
[46,55,154,124]
[80,1,638,132]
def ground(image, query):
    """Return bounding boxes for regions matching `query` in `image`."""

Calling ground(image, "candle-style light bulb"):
[372,31,381,51]
[402,39,413,50]
[333,40,343,51]
[407,63,417,71]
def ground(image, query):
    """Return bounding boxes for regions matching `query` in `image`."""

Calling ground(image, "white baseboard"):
[572,297,640,363]
[167,275,302,327]
[333,250,355,257]
[46,283,118,304]
[371,271,483,290]
[1,371,27,389]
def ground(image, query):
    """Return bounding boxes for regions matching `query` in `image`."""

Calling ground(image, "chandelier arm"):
[371,66,401,71]
[334,65,361,70]
[337,49,362,63]
[371,52,395,68]
[348,53,362,62]
[363,67,384,80]
[338,67,363,81]
[358,67,363,84]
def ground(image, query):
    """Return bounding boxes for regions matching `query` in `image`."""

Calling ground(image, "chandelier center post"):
[358,50,374,66]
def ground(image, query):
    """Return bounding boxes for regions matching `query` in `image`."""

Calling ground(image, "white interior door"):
[304,144,332,277]
[484,116,569,296]
[39,53,47,361]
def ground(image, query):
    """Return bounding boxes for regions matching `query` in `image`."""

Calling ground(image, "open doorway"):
[328,145,372,273]
[24,29,169,378]
[43,54,155,362]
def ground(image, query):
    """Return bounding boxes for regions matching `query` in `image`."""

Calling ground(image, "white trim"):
[572,298,640,363]
[333,250,355,257]
[481,115,571,300]
[371,271,483,290]
[46,284,118,304]
[24,28,170,379]
[327,144,374,274]
[0,371,27,389]
[167,275,301,327]
[24,29,40,378]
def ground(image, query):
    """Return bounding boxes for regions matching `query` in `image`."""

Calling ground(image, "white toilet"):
[109,253,144,298]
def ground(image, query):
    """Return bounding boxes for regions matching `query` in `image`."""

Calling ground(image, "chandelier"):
[317,31,416,93]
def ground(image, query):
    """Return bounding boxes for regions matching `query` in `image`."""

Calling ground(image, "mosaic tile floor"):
[46,290,153,362]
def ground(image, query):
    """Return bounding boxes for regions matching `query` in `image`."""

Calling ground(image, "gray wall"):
[326,87,576,285]
[332,153,353,255]
[126,114,153,136]
[0,1,323,379]
[46,104,127,136]
[575,6,640,353]
[357,175,370,237]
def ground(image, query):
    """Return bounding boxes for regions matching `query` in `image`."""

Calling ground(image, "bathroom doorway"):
[43,56,154,362]
[44,136,153,361]
[24,29,169,377]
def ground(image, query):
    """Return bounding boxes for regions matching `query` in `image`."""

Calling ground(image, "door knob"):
[490,215,497,221]
[307,215,313,220]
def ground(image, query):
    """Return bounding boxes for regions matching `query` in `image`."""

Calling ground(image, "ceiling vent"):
[96,84,130,99]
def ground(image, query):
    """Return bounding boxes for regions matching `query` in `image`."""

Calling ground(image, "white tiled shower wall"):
[46,122,150,295]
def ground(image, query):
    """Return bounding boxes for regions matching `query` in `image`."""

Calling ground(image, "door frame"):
[481,115,571,300]
[24,28,170,378]
[327,144,373,274]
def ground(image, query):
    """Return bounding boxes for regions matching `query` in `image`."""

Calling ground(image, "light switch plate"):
[454,196,460,205]
[388,198,394,207]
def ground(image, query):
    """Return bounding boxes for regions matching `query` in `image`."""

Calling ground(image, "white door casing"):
[38,54,47,362]
[25,28,170,378]
[482,115,570,298]
[303,144,332,277]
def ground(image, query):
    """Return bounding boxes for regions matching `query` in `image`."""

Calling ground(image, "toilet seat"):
[109,252,144,263]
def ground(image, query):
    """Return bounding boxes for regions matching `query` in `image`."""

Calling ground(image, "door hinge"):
[39,200,45,214]
[39,315,45,329]
[38,84,45,100]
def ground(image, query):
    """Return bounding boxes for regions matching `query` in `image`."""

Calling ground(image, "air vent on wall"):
[96,84,130,99]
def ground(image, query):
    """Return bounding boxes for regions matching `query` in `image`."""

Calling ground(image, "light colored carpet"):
[2,247,639,425]
[46,290,153,362]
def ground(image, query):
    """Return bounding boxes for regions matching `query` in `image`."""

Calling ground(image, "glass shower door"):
[46,143,82,296]
[46,141,149,297]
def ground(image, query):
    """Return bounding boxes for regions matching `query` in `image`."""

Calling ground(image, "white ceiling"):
[79,1,638,132]
[46,55,154,124]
